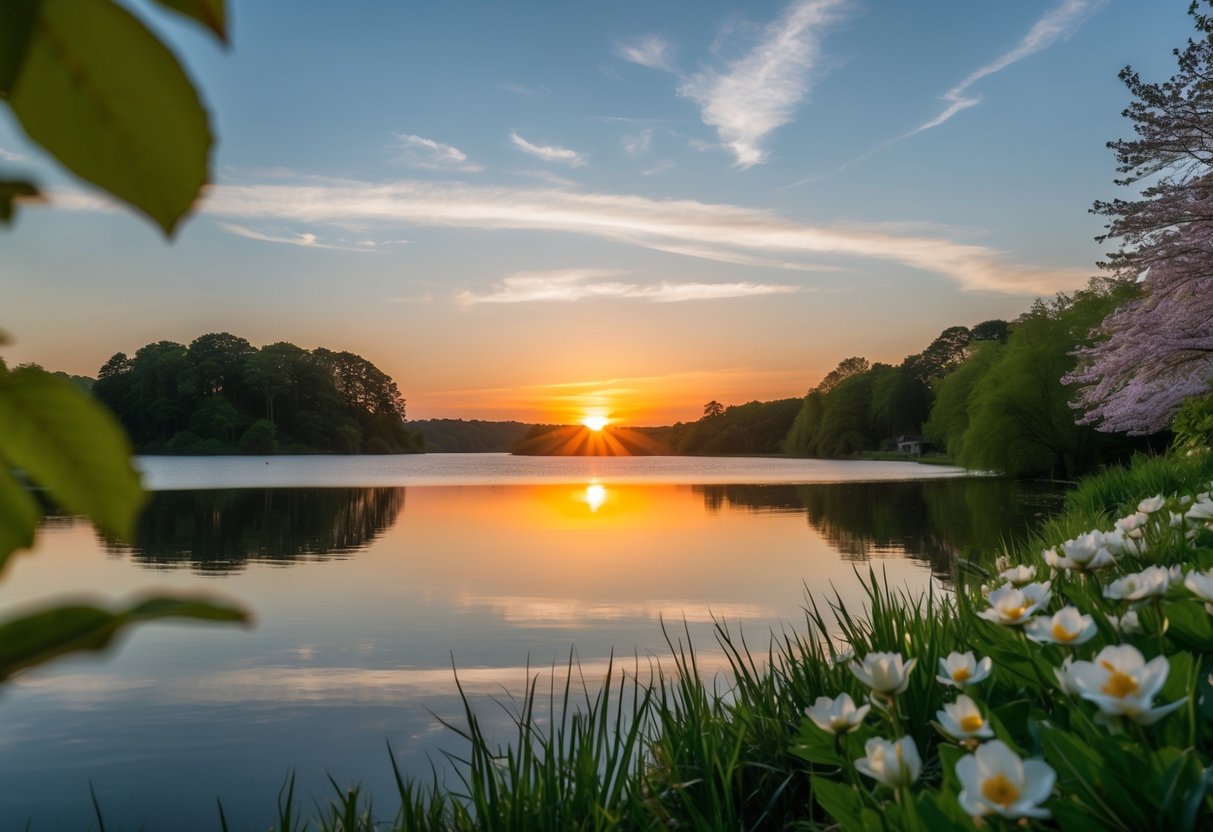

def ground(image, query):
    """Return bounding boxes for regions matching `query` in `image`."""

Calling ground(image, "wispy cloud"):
[613,35,677,72]
[510,131,588,167]
[511,168,581,188]
[219,222,376,252]
[499,82,546,96]
[909,0,1106,136]
[456,269,802,305]
[393,133,482,172]
[197,177,1083,294]
[622,129,653,158]
[642,159,675,177]
[678,0,851,168]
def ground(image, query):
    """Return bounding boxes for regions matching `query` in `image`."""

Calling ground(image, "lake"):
[0,455,1063,829]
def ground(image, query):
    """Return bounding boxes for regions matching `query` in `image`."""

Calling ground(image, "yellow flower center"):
[981,773,1020,808]
[952,667,972,682]
[959,714,985,733]
[1052,622,1077,642]
[1101,668,1139,698]
[1003,605,1026,621]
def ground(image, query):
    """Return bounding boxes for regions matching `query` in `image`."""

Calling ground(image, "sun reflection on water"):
[583,482,607,512]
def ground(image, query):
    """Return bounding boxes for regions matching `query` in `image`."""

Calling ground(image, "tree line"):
[92,333,423,455]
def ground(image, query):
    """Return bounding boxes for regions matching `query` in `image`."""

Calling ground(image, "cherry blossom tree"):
[1066,3,1213,434]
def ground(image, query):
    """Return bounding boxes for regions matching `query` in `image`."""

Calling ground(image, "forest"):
[91,333,424,455]
[780,281,1166,478]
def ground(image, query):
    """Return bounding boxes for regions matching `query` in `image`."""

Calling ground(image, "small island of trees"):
[92,333,424,455]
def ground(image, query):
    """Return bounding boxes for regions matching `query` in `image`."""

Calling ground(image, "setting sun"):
[582,415,609,432]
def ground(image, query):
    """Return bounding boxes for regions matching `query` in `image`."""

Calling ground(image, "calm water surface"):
[0,455,1062,830]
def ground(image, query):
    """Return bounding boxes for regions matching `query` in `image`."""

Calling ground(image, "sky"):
[1,0,1198,424]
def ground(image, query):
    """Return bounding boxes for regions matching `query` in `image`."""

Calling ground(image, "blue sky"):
[2,0,1197,422]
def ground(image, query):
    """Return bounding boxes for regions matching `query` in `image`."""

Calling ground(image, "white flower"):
[854,736,921,787]
[1064,644,1187,724]
[1107,609,1142,635]
[805,693,870,734]
[937,695,994,741]
[1054,656,1080,696]
[849,652,917,695]
[1022,581,1052,607]
[978,583,1050,626]
[999,564,1036,585]
[1104,527,1148,558]
[956,740,1055,819]
[1047,532,1116,570]
[1115,511,1150,535]
[1186,498,1213,521]
[936,651,993,688]
[1024,606,1097,646]
[1103,565,1172,603]
[832,646,855,665]
[1138,495,1166,514]
[1185,569,1213,603]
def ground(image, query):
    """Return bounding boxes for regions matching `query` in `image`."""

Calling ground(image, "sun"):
[581,415,610,432]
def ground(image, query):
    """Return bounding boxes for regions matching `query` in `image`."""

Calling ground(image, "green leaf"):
[0,0,39,95]
[812,778,865,831]
[0,178,39,223]
[0,466,38,565]
[151,0,227,43]
[8,0,211,236]
[0,367,145,546]
[0,594,248,681]
[791,719,847,767]
[1165,602,1213,652]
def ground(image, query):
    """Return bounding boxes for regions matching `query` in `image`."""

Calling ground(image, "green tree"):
[970,319,1009,343]
[922,340,1003,455]
[190,332,255,397]
[817,370,880,456]
[958,281,1137,478]
[703,400,725,419]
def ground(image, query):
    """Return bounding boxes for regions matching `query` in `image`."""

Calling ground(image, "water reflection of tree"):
[106,488,405,573]
[695,479,1065,579]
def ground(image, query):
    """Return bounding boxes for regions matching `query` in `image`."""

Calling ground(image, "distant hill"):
[410,419,534,452]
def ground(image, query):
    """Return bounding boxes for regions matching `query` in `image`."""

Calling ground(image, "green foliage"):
[93,333,424,455]
[0,0,220,234]
[785,325,998,459]
[0,364,143,564]
[0,595,246,682]
[668,397,801,454]
[937,281,1146,478]
[151,0,227,41]
[1061,451,1213,520]
[1173,393,1213,453]
[922,341,1002,455]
